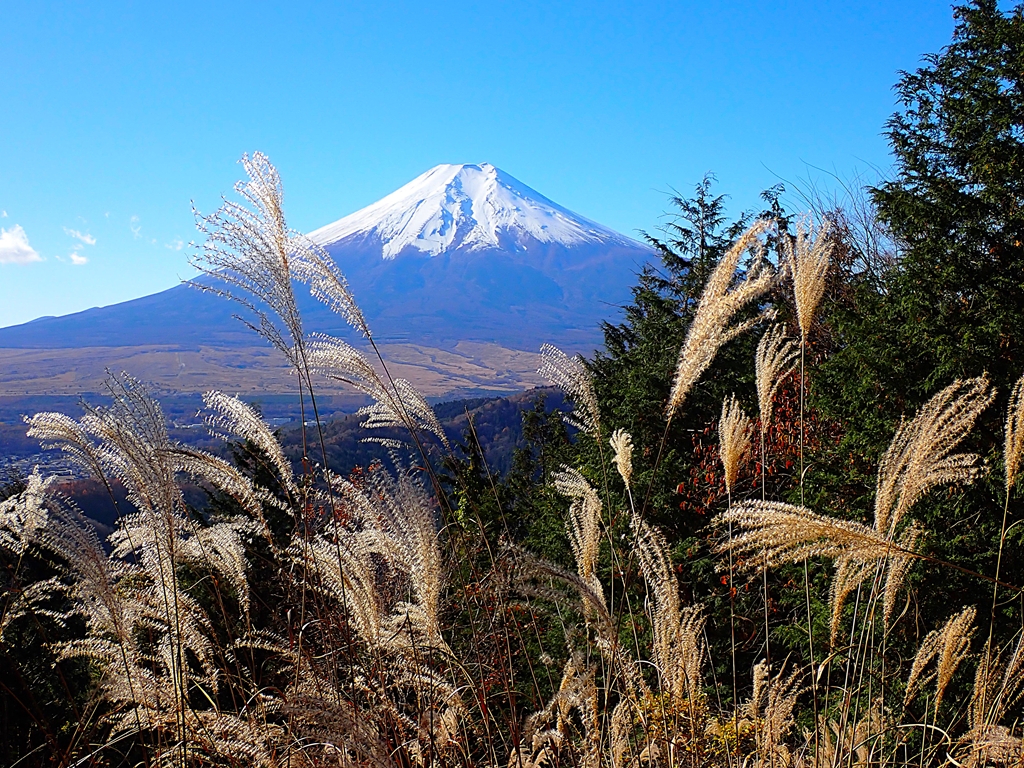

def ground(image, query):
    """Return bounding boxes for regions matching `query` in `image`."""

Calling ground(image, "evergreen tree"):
[810,0,1024,665]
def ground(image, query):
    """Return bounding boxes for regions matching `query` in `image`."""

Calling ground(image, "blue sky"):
[1,1,958,328]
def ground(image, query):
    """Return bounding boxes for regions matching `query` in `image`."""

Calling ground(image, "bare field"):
[0,342,546,399]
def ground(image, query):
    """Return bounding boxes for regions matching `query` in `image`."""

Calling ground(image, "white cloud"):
[130,215,141,238]
[1,210,7,218]
[0,225,43,265]
[165,237,184,251]
[61,243,89,266]
[63,226,96,245]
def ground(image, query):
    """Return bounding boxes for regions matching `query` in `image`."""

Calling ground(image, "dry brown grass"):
[5,155,1024,768]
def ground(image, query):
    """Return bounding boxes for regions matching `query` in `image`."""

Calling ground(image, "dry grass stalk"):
[874,376,993,540]
[306,333,448,448]
[783,218,834,343]
[755,324,798,433]
[720,394,753,496]
[904,606,976,710]
[1005,373,1024,493]
[610,428,634,490]
[539,344,602,439]
[554,467,604,606]
[190,152,306,365]
[631,513,706,704]
[666,220,776,419]
[746,661,803,768]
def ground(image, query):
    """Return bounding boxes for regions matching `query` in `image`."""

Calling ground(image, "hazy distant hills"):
[0,163,653,401]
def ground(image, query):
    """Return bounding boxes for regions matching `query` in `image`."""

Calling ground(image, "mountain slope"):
[310,162,639,256]
[0,163,652,397]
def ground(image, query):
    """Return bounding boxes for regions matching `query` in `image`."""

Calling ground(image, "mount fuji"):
[0,164,654,400]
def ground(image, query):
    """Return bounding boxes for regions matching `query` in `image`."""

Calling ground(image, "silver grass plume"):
[966,638,1024,741]
[307,333,448,448]
[934,605,976,710]
[783,217,834,343]
[970,638,1024,764]
[553,467,604,607]
[166,446,273,543]
[512,655,600,768]
[539,344,602,439]
[716,500,923,643]
[289,232,370,338]
[874,376,994,539]
[203,390,295,492]
[631,513,706,704]
[609,428,634,490]
[755,324,798,433]
[0,470,53,555]
[0,473,61,641]
[7,491,151,726]
[292,531,388,646]
[509,549,632,682]
[719,394,753,496]
[190,152,306,366]
[1005,373,1024,493]
[904,606,976,710]
[963,725,1023,768]
[667,220,776,419]
[327,461,446,648]
[814,710,883,768]
[717,501,905,569]
[25,373,268,733]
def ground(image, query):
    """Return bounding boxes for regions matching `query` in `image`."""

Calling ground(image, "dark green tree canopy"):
[871,0,1024,392]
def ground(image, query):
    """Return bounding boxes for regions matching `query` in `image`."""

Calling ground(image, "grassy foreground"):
[1,154,1022,768]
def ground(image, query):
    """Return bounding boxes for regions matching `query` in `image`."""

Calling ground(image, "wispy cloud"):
[130,215,141,238]
[1,210,7,218]
[58,243,90,266]
[0,225,44,265]
[165,237,184,251]
[63,226,96,245]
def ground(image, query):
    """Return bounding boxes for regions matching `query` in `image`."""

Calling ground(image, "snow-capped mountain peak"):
[309,163,641,258]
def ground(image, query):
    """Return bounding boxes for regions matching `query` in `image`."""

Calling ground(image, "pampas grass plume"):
[755,324,798,433]
[1004,373,1024,493]
[784,218,834,343]
[666,220,775,419]
[719,394,753,496]
[609,429,633,490]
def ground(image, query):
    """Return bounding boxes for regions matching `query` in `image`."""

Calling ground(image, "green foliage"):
[809,0,1024,707]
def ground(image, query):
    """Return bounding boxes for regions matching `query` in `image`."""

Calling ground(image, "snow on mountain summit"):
[309,163,643,258]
